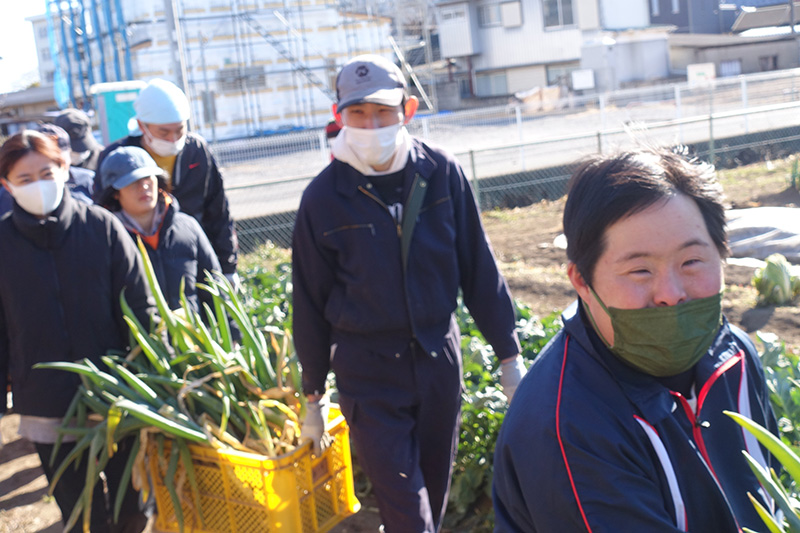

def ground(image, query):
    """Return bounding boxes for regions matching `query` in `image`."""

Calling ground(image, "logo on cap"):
[356,66,369,77]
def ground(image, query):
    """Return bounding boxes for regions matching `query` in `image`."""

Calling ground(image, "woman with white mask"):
[0,130,154,533]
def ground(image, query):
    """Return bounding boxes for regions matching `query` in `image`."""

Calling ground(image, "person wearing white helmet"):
[96,78,239,283]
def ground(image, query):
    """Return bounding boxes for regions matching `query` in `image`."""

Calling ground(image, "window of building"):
[478,4,502,26]
[719,59,741,77]
[476,72,508,96]
[543,0,574,28]
[217,66,267,92]
[459,78,472,98]
[671,0,680,14]
[650,0,660,16]
[759,55,777,71]
[40,48,51,61]
[547,63,579,86]
[441,7,466,22]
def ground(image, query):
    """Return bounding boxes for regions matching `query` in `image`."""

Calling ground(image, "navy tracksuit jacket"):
[494,301,779,532]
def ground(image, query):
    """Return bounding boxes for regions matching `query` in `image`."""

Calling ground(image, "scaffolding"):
[43,0,394,139]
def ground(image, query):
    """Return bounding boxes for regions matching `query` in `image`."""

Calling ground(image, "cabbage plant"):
[753,254,800,306]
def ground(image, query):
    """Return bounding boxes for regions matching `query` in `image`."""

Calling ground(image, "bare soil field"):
[483,164,800,350]
[2,161,799,532]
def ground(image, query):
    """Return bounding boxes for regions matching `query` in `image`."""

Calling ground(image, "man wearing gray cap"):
[292,54,526,532]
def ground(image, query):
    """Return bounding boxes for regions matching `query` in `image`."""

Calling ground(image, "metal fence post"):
[469,150,481,210]
[318,129,329,165]
[741,77,749,134]
[516,105,526,170]
[597,130,603,154]
[599,94,607,132]
[674,85,683,143]
[708,89,715,166]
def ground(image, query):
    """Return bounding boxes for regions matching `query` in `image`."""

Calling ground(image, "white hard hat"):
[134,79,190,125]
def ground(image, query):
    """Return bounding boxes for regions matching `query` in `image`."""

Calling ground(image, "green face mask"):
[583,289,723,377]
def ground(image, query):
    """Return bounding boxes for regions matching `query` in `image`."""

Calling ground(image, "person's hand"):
[224,272,242,293]
[301,397,332,456]
[499,355,526,403]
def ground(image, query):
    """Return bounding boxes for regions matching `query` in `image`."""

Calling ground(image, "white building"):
[434,0,672,100]
[29,0,394,141]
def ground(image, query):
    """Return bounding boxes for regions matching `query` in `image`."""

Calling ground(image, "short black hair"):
[563,147,728,285]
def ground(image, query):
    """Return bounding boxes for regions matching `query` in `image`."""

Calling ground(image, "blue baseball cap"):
[99,146,166,191]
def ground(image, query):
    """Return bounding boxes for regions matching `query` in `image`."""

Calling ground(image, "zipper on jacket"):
[357,183,419,343]
[358,185,402,237]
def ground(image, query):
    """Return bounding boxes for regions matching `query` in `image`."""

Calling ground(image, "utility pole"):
[422,0,438,113]
[164,0,190,105]
[199,32,216,143]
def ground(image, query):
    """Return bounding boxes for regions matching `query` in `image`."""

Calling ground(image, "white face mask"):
[70,150,90,166]
[7,170,67,216]
[344,123,403,168]
[143,125,186,157]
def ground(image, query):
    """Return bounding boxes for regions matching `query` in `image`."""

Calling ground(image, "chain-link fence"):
[215,68,800,253]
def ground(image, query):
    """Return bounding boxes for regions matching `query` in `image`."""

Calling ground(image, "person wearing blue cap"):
[0,130,154,532]
[95,79,239,286]
[97,146,240,340]
[292,54,525,532]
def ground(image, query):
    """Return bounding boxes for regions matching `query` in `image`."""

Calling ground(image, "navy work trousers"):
[331,324,463,533]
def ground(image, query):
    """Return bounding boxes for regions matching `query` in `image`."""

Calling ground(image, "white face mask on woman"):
[344,123,403,168]
[143,125,186,157]
[7,169,67,216]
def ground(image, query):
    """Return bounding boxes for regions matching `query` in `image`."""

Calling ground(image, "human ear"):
[403,96,419,124]
[567,262,592,301]
[332,104,344,127]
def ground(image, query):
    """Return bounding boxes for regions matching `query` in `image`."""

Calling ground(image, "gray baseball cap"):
[54,108,100,153]
[99,146,166,191]
[335,54,407,111]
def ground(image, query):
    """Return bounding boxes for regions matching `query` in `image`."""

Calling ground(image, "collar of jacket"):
[562,299,737,425]
[333,138,439,199]
[11,187,76,250]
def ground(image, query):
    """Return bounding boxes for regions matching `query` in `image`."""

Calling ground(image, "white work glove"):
[499,355,527,403]
[224,272,242,293]
[301,397,332,457]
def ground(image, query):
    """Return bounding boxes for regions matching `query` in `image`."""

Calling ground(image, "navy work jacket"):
[292,138,520,393]
[493,301,779,533]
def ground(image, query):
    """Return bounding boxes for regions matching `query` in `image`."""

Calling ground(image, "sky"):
[0,3,45,93]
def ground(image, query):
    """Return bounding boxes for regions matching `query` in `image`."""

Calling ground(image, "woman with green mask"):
[493,147,779,532]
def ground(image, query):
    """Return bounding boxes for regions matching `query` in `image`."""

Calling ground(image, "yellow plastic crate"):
[148,406,360,533]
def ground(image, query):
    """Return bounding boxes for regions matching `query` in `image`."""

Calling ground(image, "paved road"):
[219,100,799,220]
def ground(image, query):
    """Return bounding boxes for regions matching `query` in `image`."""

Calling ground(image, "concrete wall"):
[669,38,799,76]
